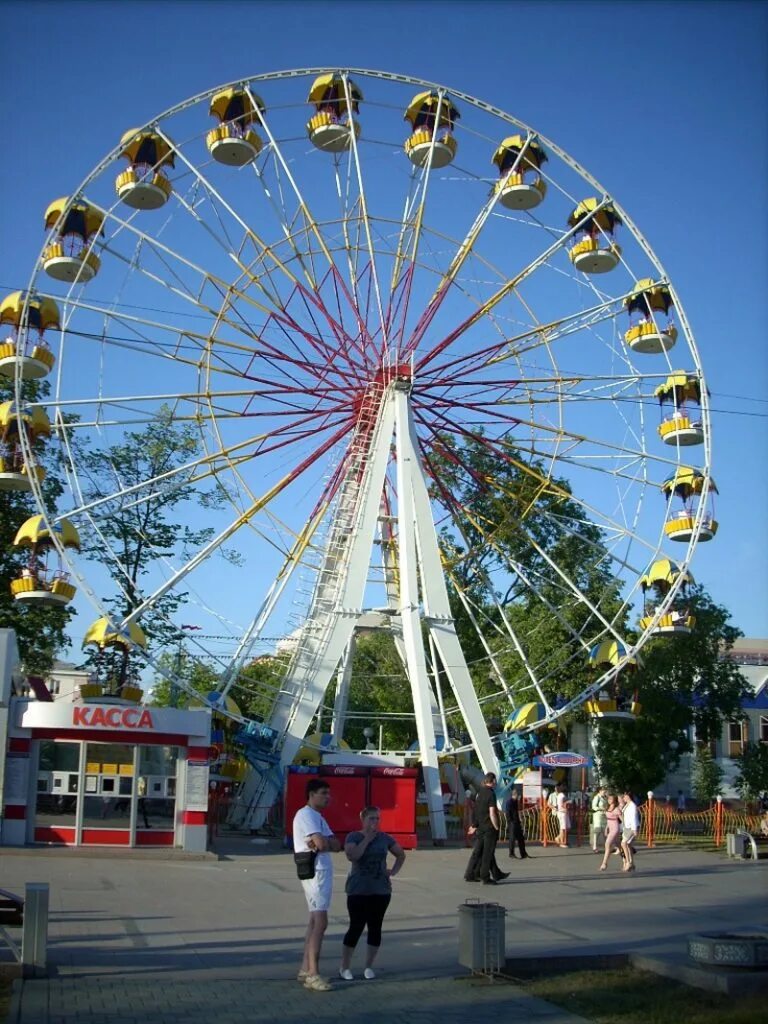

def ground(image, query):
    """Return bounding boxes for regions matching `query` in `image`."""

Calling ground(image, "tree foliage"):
[735,742,768,803]
[0,375,73,674]
[594,588,749,793]
[429,436,627,722]
[691,746,724,803]
[75,407,241,658]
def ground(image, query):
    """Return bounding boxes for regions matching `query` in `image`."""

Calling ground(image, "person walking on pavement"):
[555,784,571,847]
[505,787,530,859]
[338,806,405,981]
[599,793,623,870]
[474,772,503,885]
[590,786,608,852]
[620,791,639,872]
[293,779,342,991]
[464,792,509,882]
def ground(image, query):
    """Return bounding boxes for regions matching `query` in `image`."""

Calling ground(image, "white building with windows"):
[660,638,768,800]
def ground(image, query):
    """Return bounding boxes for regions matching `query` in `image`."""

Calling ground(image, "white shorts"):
[622,828,637,846]
[557,811,570,830]
[301,866,332,913]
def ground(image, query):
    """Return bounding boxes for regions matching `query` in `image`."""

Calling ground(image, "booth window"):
[137,745,178,832]
[82,742,135,829]
[36,740,80,827]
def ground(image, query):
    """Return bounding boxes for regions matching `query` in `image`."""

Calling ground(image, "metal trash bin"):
[458,899,506,974]
[726,832,748,859]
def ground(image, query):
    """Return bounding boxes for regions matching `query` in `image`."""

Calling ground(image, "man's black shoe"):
[494,871,510,880]
[509,852,517,858]
[482,879,498,885]
[464,877,480,882]
[520,854,531,859]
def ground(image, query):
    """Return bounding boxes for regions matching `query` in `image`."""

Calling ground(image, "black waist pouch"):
[294,851,317,880]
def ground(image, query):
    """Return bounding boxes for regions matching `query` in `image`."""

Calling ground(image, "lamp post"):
[646,789,655,847]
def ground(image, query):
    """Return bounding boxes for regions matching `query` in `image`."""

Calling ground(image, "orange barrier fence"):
[498,800,761,850]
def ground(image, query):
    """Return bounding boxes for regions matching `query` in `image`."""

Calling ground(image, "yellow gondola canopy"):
[504,702,546,731]
[83,617,147,650]
[191,692,242,717]
[307,73,363,113]
[588,639,638,669]
[640,558,694,589]
[13,514,80,550]
[119,129,175,168]
[404,90,460,128]
[0,401,51,435]
[0,291,60,331]
[209,88,265,123]
[654,371,703,404]
[662,466,717,496]
[626,278,673,316]
[568,197,621,232]
[44,197,105,237]
[492,135,547,170]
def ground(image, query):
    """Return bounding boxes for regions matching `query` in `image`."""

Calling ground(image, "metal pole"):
[21,882,49,976]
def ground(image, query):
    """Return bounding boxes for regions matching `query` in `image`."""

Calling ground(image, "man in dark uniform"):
[470,772,503,885]
[464,793,509,883]
[506,786,530,858]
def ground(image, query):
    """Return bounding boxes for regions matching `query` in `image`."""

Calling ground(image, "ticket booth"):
[2,698,211,851]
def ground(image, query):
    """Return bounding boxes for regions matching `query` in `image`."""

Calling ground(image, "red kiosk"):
[285,764,418,849]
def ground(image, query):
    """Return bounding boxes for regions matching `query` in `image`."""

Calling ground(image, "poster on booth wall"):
[517,769,542,805]
[184,760,209,812]
[3,753,29,803]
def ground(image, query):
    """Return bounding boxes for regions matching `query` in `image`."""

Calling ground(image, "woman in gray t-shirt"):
[338,806,406,981]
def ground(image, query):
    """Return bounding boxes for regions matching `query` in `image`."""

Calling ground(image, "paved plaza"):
[2,838,766,1023]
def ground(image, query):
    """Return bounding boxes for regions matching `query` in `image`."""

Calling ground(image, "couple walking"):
[292,779,406,992]
[593,788,639,872]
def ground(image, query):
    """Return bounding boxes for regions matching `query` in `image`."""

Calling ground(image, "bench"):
[676,821,708,837]
[735,829,768,861]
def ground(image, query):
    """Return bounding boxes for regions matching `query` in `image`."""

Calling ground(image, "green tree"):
[735,742,768,805]
[0,375,73,674]
[345,631,416,751]
[150,649,221,707]
[76,407,241,662]
[691,746,724,804]
[594,588,748,793]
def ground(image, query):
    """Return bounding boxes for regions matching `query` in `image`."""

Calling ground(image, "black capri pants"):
[343,894,392,948]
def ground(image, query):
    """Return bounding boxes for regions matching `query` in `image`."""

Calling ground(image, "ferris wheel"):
[4,69,715,838]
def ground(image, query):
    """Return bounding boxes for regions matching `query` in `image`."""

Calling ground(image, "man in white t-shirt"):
[292,779,341,992]
[620,791,639,872]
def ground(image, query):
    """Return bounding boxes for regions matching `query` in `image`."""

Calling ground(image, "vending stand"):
[2,698,211,851]
[285,764,418,849]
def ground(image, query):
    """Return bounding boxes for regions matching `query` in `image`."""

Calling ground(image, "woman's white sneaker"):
[363,967,376,980]
[339,968,354,981]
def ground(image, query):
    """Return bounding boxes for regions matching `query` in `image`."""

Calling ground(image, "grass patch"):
[516,966,765,1024]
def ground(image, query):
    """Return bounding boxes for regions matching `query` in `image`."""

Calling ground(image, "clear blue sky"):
[1,1,766,644]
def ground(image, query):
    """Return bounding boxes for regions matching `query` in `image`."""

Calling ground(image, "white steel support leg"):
[330,635,356,745]
[394,387,446,842]
[238,396,398,830]
[271,396,396,765]
[400,394,501,778]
